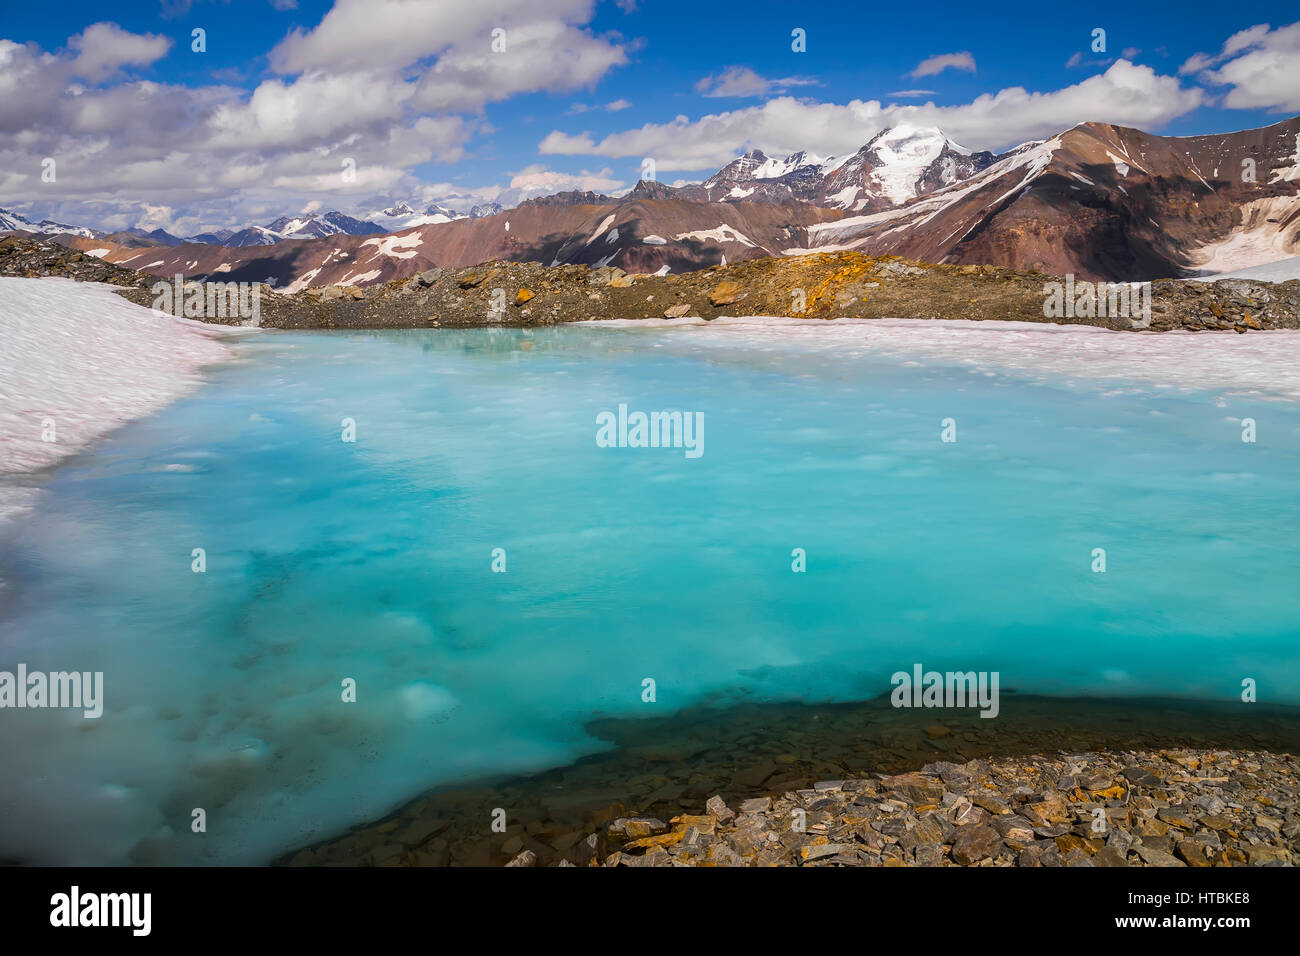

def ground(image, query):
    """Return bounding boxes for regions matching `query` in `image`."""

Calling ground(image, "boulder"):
[951,824,1003,864]
[708,280,745,306]
[588,265,626,286]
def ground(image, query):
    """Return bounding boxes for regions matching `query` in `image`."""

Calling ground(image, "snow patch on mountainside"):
[1189,195,1300,273]
[1106,151,1131,176]
[362,232,423,260]
[1268,133,1300,184]
[586,214,616,245]
[336,269,382,285]
[826,185,861,208]
[674,225,756,246]
[280,268,322,294]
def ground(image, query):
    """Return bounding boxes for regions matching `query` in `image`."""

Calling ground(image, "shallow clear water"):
[2,322,1298,864]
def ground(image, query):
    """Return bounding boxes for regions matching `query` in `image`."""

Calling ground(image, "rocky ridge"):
[4,235,1298,334]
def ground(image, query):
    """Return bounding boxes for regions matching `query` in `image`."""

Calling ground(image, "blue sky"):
[2,0,1298,233]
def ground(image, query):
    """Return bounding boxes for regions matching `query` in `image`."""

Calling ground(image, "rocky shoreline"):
[280,696,1300,868]
[5,235,1300,333]
[566,748,1299,867]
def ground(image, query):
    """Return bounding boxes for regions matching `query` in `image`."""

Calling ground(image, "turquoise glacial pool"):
[1,323,1297,864]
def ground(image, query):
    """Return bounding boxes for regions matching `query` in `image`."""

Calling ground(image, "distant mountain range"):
[0,200,511,249]
[0,208,97,239]
[8,115,1300,288]
[194,211,390,247]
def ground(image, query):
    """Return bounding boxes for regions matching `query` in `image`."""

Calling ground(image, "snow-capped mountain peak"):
[861,126,958,205]
[706,148,831,186]
[750,150,828,180]
[266,211,383,240]
[868,124,963,151]
[265,216,318,236]
[686,126,995,212]
[369,199,470,229]
[817,125,996,209]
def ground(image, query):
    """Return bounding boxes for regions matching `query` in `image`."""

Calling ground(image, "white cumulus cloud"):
[1183,21,1300,112]
[541,60,1205,171]
[69,22,172,81]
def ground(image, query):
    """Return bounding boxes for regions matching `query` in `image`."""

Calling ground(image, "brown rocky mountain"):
[32,116,1300,287]
[62,198,844,291]
[804,116,1300,280]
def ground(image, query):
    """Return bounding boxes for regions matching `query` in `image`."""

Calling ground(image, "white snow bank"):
[1185,256,1300,283]
[0,278,248,525]
[579,315,1300,402]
